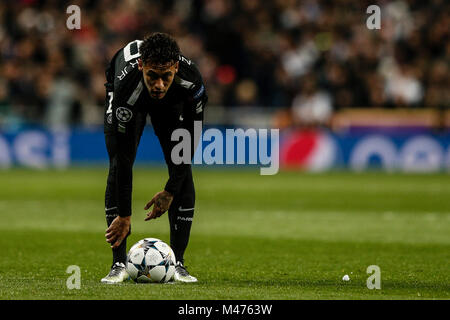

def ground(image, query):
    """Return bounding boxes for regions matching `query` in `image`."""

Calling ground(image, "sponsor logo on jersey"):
[116,107,133,122]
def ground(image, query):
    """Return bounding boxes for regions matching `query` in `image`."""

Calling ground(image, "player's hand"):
[144,190,173,221]
[105,216,131,249]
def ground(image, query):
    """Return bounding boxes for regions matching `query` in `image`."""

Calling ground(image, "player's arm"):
[111,45,144,219]
[165,63,207,194]
[104,47,138,219]
[108,96,137,219]
[163,83,207,195]
[146,72,207,220]
[104,47,140,247]
[105,88,137,248]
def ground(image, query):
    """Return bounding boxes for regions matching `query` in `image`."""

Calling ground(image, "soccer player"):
[101,33,207,284]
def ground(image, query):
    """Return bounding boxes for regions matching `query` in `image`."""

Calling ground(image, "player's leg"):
[101,107,146,283]
[104,133,129,262]
[101,132,130,283]
[168,166,198,282]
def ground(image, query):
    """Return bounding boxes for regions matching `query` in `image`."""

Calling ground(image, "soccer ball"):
[126,238,176,283]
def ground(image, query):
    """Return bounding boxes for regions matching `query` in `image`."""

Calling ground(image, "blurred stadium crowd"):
[0,0,448,128]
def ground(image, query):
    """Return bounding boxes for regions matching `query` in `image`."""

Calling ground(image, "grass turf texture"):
[0,168,448,300]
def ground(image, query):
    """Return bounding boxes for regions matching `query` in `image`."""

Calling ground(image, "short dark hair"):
[139,32,180,66]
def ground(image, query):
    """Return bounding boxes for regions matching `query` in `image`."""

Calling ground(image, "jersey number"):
[106,92,113,114]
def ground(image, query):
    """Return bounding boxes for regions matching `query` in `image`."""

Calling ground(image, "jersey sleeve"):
[104,40,144,217]
[163,61,208,196]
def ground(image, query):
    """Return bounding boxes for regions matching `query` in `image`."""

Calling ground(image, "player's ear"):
[174,61,179,73]
[138,58,143,71]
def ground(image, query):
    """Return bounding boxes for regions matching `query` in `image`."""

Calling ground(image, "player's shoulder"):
[112,40,143,65]
[111,40,142,75]
[107,40,143,95]
[174,55,205,97]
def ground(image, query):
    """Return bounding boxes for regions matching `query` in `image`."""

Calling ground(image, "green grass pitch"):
[0,168,448,299]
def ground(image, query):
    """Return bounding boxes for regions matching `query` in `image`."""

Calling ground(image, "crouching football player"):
[101,32,207,284]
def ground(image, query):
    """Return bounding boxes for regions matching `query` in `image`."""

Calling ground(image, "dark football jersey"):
[104,40,207,217]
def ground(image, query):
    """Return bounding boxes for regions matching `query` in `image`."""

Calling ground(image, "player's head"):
[138,32,180,99]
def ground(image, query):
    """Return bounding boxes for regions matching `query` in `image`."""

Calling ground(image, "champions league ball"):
[126,238,176,283]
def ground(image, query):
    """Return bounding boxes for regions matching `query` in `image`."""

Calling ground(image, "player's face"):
[139,60,178,99]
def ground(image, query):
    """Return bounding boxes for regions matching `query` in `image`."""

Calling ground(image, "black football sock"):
[106,213,128,265]
[169,209,194,265]
[112,239,127,266]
